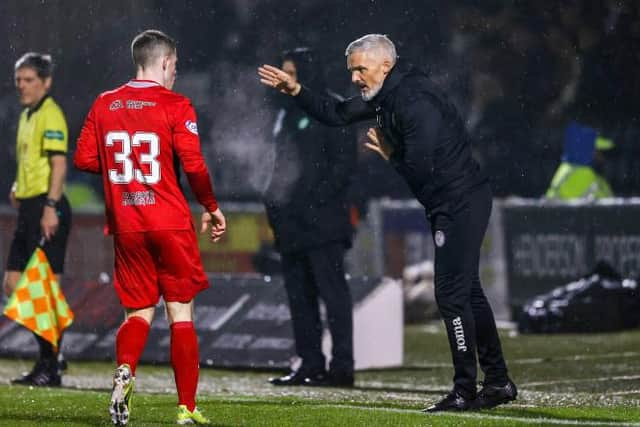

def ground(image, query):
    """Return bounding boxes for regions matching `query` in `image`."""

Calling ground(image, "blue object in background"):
[562,121,597,166]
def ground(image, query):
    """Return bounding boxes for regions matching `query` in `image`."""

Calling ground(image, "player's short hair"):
[345,34,397,64]
[131,29,176,70]
[14,52,54,80]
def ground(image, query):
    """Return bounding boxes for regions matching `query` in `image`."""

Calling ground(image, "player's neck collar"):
[126,80,161,88]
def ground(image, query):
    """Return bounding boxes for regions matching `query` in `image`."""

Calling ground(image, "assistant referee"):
[4,52,72,387]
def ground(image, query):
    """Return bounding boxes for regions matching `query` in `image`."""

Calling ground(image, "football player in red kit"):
[74,29,225,426]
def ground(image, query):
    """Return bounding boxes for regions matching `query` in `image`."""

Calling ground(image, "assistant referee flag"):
[3,248,74,350]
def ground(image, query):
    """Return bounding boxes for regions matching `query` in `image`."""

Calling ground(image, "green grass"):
[1,324,639,426]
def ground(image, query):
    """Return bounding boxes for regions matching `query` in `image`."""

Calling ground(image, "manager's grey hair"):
[345,34,397,64]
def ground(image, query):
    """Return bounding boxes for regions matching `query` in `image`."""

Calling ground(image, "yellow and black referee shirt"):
[14,95,68,199]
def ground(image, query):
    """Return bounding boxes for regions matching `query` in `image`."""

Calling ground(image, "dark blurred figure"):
[263,48,357,387]
[465,37,531,197]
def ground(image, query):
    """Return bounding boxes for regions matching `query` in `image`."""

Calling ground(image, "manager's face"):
[347,50,393,101]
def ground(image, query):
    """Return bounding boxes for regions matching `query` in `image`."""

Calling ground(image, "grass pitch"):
[0,324,639,426]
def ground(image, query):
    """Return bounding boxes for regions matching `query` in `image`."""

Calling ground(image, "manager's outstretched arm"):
[258,64,375,127]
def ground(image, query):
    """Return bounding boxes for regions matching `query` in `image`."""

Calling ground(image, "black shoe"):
[269,370,325,386]
[474,380,517,409]
[304,371,354,388]
[422,391,475,413]
[11,359,61,387]
[28,368,61,387]
[11,360,46,385]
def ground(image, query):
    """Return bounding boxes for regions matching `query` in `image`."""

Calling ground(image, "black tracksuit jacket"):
[295,61,487,212]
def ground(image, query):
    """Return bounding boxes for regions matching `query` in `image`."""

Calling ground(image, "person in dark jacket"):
[263,47,357,388]
[259,34,516,411]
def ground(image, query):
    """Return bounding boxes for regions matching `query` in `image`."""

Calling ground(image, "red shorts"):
[113,229,209,309]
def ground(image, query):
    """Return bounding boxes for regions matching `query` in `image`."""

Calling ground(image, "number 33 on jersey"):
[74,79,218,234]
[106,131,160,184]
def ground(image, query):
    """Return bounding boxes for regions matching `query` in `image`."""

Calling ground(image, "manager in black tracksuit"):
[259,34,517,411]
[263,48,357,387]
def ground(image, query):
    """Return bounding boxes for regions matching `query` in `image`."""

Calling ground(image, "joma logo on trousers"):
[452,317,467,352]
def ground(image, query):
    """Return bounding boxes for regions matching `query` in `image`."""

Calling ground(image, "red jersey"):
[74,80,218,233]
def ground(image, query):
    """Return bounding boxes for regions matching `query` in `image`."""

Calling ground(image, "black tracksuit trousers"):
[429,183,509,397]
[280,242,354,375]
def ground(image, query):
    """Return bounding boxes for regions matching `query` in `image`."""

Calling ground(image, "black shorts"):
[7,194,72,274]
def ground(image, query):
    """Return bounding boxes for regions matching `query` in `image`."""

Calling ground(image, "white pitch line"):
[408,351,640,370]
[359,374,640,395]
[511,351,640,365]
[323,404,640,426]
[523,374,640,388]
[609,390,640,396]
[429,411,640,427]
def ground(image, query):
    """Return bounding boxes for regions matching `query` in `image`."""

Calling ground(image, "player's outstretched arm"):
[201,209,226,243]
[258,64,301,96]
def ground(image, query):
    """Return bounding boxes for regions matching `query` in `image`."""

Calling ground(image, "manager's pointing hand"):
[258,64,301,96]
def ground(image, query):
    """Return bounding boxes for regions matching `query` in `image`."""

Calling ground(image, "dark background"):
[1,0,638,206]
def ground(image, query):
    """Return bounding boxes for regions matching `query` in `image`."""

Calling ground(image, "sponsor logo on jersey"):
[185,120,198,135]
[109,100,123,111]
[435,230,446,247]
[126,100,156,110]
[122,190,156,206]
[452,316,467,352]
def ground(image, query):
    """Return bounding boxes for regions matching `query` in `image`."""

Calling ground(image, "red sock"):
[115,316,150,376]
[170,321,199,412]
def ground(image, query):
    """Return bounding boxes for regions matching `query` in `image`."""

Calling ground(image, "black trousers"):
[429,183,508,397]
[281,242,354,375]
[7,194,72,273]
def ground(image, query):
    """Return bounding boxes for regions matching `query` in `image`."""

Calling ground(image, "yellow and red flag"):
[3,248,74,350]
